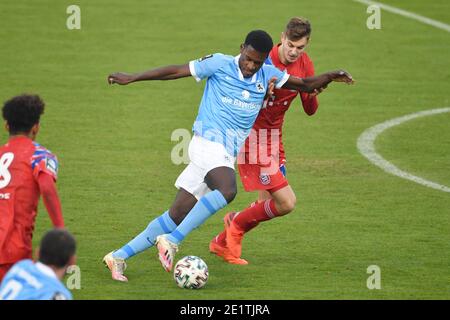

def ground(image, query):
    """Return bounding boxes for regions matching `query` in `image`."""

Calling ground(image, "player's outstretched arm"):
[108,64,191,85]
[38,173,64,228]
[283,70,354,93]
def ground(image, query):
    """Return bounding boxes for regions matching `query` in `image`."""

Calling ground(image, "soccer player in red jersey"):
[210,18,326,264]
[0,94,64,281]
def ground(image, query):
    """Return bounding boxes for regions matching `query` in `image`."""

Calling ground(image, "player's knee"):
[218,187,237,204]
[284,197,297,213]
[277,195,297,215]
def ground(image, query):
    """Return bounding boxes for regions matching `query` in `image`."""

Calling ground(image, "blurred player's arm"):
[282,70,354,93]
[107,65,191,85]
[38,173,64,228]
[300,90,319,116]
[299,59,319,116]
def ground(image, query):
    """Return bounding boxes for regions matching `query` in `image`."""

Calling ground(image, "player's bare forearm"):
[108,64,191,85]
[283,70,354,93]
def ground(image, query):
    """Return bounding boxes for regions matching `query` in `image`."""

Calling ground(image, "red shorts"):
[238,162,288,193]
[0,234,33,269]
[0,263,14,282]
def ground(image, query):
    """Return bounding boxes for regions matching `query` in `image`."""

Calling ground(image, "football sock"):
[112,210,177,260]
[166,190,227,244]
[233,199,279,232]
[214,201,258,246]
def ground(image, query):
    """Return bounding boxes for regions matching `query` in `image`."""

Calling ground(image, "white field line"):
[354,0,450,32]
[357,108,450,193]
[354,1,450,192]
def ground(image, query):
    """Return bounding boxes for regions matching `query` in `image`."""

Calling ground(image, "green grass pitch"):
[0,0,449,299]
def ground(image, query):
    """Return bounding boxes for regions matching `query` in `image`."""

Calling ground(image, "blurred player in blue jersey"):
[104,30,353,281]
[0,229,76,300]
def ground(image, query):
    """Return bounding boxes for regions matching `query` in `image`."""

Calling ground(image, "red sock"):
[233,199,279,232]
[215,201,258,246]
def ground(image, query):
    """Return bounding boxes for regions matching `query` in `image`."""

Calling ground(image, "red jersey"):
[0,136,58,264]
[241,44,318,165]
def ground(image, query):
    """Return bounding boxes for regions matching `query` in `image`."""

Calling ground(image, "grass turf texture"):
[0,0,449,299]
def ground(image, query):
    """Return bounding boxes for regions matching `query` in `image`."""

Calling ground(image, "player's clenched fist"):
[108,73,135,85]
[329,70,354,84]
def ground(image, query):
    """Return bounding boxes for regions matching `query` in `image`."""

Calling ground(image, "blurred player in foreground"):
[104,30,353,281]
[0,229,76,300]
[0,94,64,281]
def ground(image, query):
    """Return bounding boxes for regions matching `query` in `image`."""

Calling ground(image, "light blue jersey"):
[189,53,289,156]
[0,260,72,300]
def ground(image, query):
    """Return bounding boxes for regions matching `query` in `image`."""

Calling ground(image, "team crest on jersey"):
[46,158,58,176]
[259,173,271,185]
[198,54,213,62]
[256,82,265,93]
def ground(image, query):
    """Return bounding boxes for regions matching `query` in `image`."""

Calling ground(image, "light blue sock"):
[112,210,177,260]
[166,190,228,244]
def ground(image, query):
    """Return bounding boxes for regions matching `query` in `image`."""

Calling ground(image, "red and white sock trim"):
[264,200,275,219]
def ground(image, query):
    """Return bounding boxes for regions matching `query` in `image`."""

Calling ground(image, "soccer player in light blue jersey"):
[103,30,353,281]
[0,229,76,300]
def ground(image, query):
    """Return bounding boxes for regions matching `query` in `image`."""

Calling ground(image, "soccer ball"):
[173,255,209,289]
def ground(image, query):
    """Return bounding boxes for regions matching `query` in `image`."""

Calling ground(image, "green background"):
[0,0,449,299]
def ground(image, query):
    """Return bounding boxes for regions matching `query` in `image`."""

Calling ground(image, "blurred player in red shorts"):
[210,17,325,264]
[0,94,64,281]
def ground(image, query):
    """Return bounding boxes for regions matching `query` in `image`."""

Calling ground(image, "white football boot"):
[155,235,179,272]
[103,251,128,282]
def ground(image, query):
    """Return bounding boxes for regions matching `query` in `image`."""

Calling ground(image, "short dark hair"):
[285,17,311,41]
[244,30,273,53]
[2,94,45,134]
[39,229,76,268]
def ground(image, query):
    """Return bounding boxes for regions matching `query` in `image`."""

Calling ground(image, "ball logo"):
[241,90,250,100]
[259,173,271,185]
